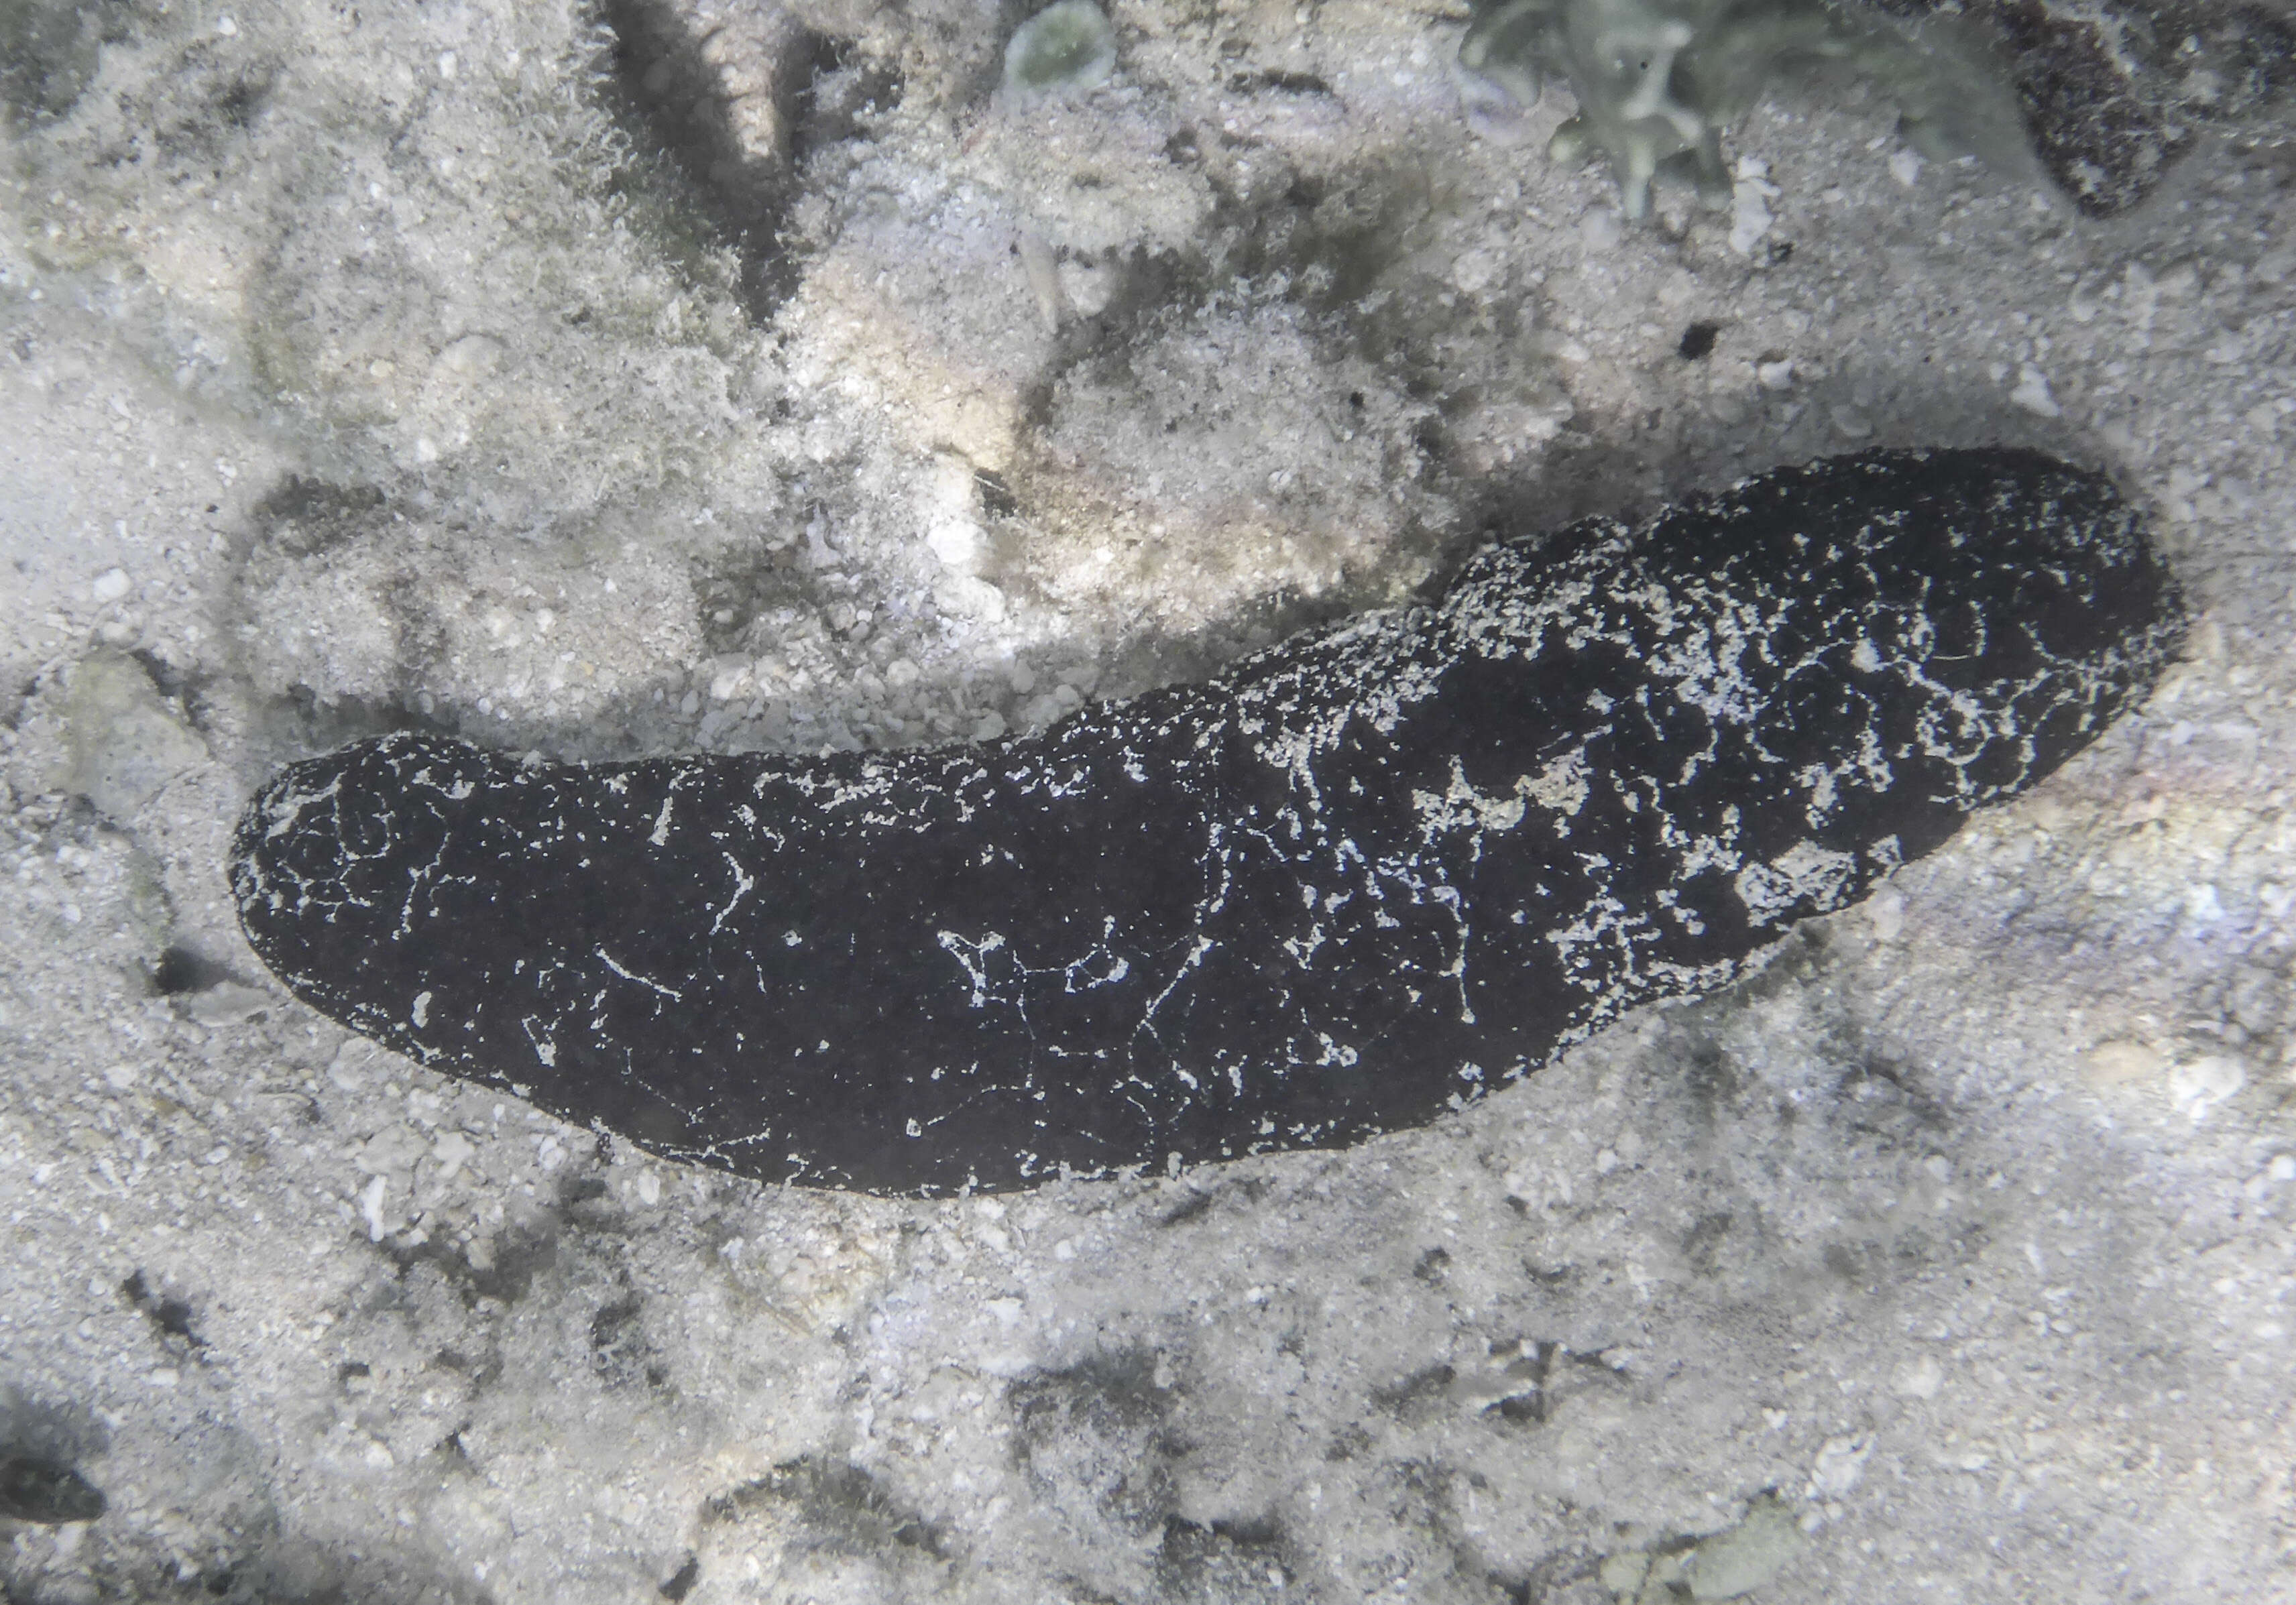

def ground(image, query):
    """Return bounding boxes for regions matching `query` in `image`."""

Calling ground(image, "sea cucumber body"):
[232,449,2182,1193]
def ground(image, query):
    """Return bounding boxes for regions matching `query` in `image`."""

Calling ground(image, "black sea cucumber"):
[231,449,2183,1194]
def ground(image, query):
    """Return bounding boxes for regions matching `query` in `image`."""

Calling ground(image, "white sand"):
[2,0,2291,1598]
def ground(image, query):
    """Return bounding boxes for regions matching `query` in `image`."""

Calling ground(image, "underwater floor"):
[2,0,2293,1598]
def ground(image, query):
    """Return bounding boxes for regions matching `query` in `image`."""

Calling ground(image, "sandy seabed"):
[1,0,2293,1598]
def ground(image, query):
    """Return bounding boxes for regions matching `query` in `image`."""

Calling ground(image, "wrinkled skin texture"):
[233,449,2182,1194]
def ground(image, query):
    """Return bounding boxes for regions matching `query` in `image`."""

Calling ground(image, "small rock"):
[1729,160,1778,257]
[2168,1053,2245,1120]
[1579,211,1621,252]
[1809,1434,1872,1498]
[1452,248,1501,294]
[187,982,273,1026]
[359,1173,392,1242]
[1017,232,1068,333]
[936,577,1007,621]
[1059,256,1115,316]
[62,652,210,819]
[926,517,982,571]
[435,333,505,377]
[709,660,750,702]
[2084,1039,2162,1087]
[431,1131,475,1183]
[1684,1498,1804,1600]
[1864,888,1904,941]
[356,1124,427,1176]
[2009,363,2061,418]
[329,1038,382,1090]
[1892,1352,1945,1400]
[1598,1552,1649,1594]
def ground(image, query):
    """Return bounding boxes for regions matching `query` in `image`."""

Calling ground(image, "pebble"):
[1892,1352,1945,1400]
[356,1124,426,1175]
[329,1038,381,1089]
[2167,1053,2245,1120]
[2010,363,2061,418]
[1809,1433,1872,1497]
[927,518,982,569]
[431,1131,475,1183]
[188,982,272,1026]
[1599,1553,1649,1594]
[63,652,209,819]
[1729,160,1777,257]
[435,333,503,376]
[358,1174,392,1241]
[2084,1039,2162,1087]
[1452,248,1501,294]
[1864,888,1904,941]
[1684,1498,1803,1600]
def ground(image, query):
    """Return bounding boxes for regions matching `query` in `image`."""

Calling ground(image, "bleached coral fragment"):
[2010,363,2062,418]
[1729,156,1778,255]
